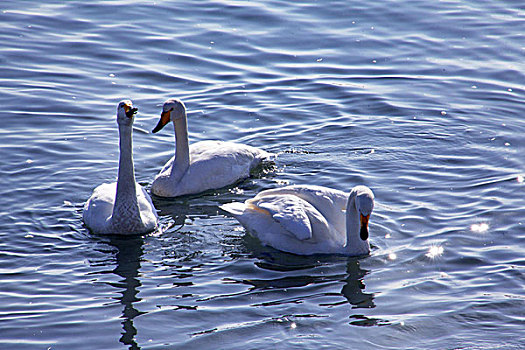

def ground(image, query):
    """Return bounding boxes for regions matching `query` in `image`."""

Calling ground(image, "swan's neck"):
[345,196,370,255]
[113,124,139,218]
[171,116,190,175]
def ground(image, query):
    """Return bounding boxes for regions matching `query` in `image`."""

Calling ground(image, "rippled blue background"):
[0,1,524,349]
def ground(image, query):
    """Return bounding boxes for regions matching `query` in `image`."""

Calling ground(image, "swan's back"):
[153,140,272,197]
[188,140,270,184]
[255,185,348,227]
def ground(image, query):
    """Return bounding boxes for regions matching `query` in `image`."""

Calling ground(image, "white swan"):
[150,98,273,197]
[83,100,158,235]
[221,185,374,256]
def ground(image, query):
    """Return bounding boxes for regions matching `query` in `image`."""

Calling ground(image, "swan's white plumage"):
[83,100,158,235]
[151,98,272,198]
[221,185,374,256]
[83,182,158,234]
[256,195,317,241]
[152,140,270,197]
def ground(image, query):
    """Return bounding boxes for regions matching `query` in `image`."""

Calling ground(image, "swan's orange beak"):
[360,214,370,241]
[152,110,171,133]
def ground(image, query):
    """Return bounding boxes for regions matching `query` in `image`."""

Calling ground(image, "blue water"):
[1,1,524,349]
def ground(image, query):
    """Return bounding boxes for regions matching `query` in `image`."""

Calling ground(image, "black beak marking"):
[126,107,138,118]
[360,225,369,241]
[152,119,164,133]
[152,109,171,133]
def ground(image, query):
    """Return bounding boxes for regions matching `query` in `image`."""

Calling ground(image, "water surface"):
[0,0,524,349]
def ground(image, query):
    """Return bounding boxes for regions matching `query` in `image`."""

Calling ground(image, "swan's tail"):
[220,202,246,216]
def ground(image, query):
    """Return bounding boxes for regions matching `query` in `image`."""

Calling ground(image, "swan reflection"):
[340,259,375,309]
[111,237,144,348]
[93,236,144,350]
[243,254,388,326]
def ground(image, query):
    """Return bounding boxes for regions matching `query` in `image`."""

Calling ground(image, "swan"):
[220,185,374,256]
[150,98,273,197]
[83,100,158,235]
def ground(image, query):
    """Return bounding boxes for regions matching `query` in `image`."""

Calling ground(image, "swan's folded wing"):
[137,184,159,223]
[255,195,313,241]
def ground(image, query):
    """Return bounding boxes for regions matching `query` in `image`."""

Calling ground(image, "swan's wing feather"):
[83,182,115,233]
[257,185,348,211]
[253,196,313,241]
[192,140,271,159]
[159,155,175,174]
[175,141,268,194]
[255,185,347,233]
[86,182,116,204]
[192,141,271,175]
[137,184,159,226]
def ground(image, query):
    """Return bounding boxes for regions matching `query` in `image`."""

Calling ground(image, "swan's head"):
[152,98,186,133]
[350,186,375,241]
[116,100,138,126]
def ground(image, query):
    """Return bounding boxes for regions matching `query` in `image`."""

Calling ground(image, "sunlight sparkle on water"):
[426,245,444,259]
[471,223,489,233]
[517,175,524,183]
